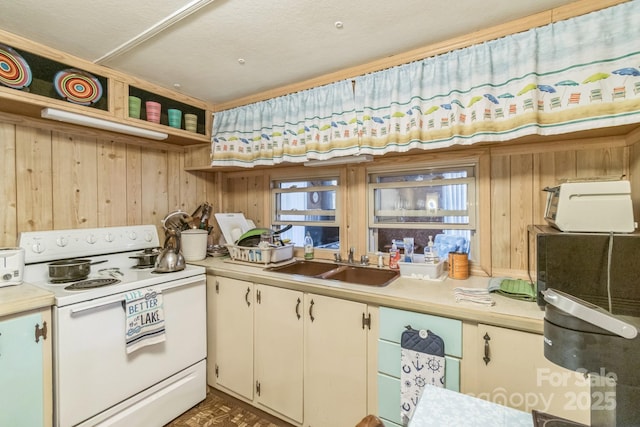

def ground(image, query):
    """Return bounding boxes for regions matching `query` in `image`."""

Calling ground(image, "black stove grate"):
[64,278,121,291]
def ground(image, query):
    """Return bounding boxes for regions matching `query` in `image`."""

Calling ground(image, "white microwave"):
[544,179,635,233]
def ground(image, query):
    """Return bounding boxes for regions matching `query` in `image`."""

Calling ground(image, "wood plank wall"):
[192,133,636,277]
[0,121,216,246]
[2,122,638,277]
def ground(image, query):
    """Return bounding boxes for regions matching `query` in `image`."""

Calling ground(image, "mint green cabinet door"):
[0,312,45,427]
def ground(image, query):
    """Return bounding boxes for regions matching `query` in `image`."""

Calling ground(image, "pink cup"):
[145,101,161,123]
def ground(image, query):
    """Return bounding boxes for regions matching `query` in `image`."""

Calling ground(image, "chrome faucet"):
[348,247,355,264]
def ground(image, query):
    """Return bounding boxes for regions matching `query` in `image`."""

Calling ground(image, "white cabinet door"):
[304,293,368,427]
[254,284,304,423]
[212,276,254,400]
[462,323,590,425]
[0,307,52,427]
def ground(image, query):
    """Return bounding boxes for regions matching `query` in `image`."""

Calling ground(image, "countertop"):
[191,257,546,334]
[0,283,54,318]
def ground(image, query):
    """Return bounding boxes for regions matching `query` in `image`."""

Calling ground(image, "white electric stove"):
[19,225,207,427]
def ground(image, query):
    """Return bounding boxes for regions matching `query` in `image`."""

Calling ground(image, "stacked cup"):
[145,101,161,123]
[168,109,182,129]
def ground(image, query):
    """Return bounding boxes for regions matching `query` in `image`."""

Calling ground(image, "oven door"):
[53,275,206,427]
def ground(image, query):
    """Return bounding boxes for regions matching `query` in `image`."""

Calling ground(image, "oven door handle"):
[70,299,124,316]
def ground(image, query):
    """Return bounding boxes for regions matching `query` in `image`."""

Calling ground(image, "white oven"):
[19,225,207,427]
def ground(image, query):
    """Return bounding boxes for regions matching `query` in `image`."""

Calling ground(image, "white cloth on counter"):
[453,287,495,306]
[125,288,165,354]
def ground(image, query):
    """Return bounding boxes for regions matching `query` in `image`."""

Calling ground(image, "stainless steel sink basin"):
[320,265,399,287]
[266,260,399,287]
[266,260,340,276]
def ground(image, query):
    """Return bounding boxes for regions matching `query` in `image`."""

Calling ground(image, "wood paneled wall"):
[2,118,638,278]
[207,134,636,277]
[0,121,216,246]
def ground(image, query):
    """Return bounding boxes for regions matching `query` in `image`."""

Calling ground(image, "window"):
[368,163,477,260]
[272,177,340,249]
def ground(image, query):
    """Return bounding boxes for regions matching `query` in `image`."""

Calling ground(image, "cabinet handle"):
[35,321,48,343]
[295,298,301,320]
[483,332,491,365]
[245,287,251,307]
[309,299,315,322]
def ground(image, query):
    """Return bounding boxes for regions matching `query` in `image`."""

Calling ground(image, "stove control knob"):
[104,233,114,242]
[86,234,97,244]
[56,236,68,247]
[144,231,153,242]
[32,241,45,253]
[128,231,138,240]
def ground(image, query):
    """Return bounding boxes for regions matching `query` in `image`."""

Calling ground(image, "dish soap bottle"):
[389,242,400,270]
[304,232,314,260]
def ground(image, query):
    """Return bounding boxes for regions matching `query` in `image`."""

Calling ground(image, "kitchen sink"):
[267,260,340,276]
[266,260,399,287]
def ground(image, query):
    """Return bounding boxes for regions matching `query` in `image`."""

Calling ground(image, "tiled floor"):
[165,387,294,427]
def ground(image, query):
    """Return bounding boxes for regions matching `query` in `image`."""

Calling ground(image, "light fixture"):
[304,154,373,167]
[41,108,169,141]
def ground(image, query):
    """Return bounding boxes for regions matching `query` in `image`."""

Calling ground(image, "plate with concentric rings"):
[0,43,32,89]
[54,68,103,105]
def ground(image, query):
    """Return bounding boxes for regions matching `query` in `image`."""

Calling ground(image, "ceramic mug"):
[184,113,198,132]
[168,108,182,128]
[145,101,161,123]
[128,96,141,119]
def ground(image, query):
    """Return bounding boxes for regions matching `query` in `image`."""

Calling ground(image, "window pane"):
[273,177,339,249]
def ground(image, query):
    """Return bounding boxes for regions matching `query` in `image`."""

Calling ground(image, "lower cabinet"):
[461,323,591,425]
[377,307,462,427]
[207,275,373,426]
[0,307,52,427]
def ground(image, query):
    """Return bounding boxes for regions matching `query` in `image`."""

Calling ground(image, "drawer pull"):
[483,332,491,365]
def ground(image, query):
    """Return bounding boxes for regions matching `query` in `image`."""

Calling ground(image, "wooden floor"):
[165,387,295,427]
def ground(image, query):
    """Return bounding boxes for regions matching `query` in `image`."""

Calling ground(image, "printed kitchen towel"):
[400,327,445,426]
[125,288,165,354]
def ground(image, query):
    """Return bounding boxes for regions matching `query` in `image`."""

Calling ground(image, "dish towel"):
[453,287,496,306]
[400,326,445,426]
[488,277,537,301]
[125,288,166,354]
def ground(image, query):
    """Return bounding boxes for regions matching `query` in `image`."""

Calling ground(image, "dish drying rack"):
[226,243,294,265]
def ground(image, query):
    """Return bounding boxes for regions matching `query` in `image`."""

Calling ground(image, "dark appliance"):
[542,288,639,427]
[527,225,640,317]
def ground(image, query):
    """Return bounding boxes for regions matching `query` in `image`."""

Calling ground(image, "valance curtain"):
[354,0,640,155]
[211,80,359,167]
[212,1,640,167]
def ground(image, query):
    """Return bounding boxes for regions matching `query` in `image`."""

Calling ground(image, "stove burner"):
[131,264,154,270]
[64,278,121,291]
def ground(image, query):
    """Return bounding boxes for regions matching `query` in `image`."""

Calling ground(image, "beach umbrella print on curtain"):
[582,72,610,84]
[483,94,499,104]
[517,83,537,96]
[612,67,640,84]
[554,80,579,100]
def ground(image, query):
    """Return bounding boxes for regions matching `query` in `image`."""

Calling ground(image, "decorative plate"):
[54,68,103,105]
[0,43,32,89]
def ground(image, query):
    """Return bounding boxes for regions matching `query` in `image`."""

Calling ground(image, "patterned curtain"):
[211,80,359,167]
[354,1,640,155]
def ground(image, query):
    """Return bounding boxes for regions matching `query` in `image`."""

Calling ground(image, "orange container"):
[448,251,469,279]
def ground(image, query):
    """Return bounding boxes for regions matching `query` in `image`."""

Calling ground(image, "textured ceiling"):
[0,0,582,106]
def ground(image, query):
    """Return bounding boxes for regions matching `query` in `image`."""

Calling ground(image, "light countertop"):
[0,283,54,318]
[191,257,546,334]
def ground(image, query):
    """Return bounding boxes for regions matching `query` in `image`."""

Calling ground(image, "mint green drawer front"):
[378,340,460,391]
[379,307,462,358]
[378,373,401,424]
[378,358,461,425]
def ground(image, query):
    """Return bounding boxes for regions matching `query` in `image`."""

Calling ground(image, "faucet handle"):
[360,255,369,265]
[334,253,342,262]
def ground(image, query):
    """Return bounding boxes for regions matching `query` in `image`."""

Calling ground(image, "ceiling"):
[0,0,582,107]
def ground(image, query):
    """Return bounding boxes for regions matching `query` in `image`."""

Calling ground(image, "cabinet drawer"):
[379,307,462,358]
[377,339,460,391]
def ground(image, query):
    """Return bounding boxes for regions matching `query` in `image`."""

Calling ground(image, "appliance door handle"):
[71,299,124,316]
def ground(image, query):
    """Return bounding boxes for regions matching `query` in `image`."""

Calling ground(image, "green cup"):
[184,113,198,132]
[128,96,141,119]
[168,108,182,129]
